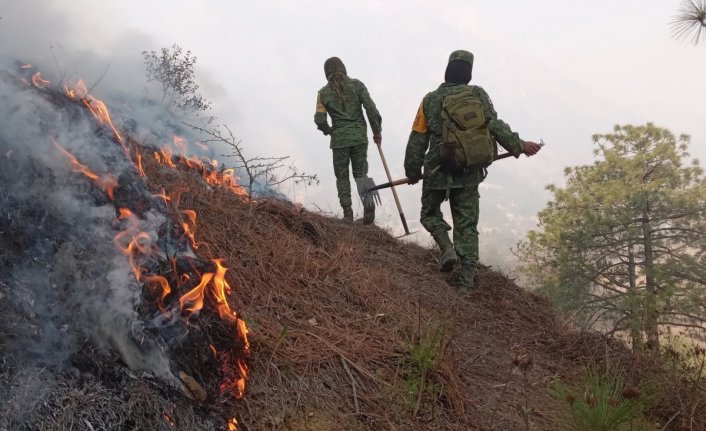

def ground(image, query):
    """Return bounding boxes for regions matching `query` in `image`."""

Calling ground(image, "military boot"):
[431,230,458,272]
[458,259,477,291]
[342,207,353,223]
[363,202,375,225]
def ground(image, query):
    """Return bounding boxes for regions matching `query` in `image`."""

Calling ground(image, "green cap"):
[448,50,474,66]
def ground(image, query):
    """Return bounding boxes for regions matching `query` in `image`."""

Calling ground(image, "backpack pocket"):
[440,89,495,174]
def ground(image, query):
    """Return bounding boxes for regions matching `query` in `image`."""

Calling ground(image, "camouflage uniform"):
[314,67,381,219]
[404,50,524,288]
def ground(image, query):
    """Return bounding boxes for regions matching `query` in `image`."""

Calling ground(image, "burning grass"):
[133,144,706,430]
[2,64,706,430]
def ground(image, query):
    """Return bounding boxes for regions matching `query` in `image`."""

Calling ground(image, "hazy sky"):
[2,0,704,270]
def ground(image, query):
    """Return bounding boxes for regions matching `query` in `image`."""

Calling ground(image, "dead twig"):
[302,330,393,388]
[341,356,360,415]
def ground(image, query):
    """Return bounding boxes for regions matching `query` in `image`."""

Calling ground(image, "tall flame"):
[179,272,214,314]
[149,136,248,198]
[52,139,118,199]
[43,66,250,425]
[136,152,146,177]
[180,209,199,249]
[64,80,125,147]
[113,208,153,281]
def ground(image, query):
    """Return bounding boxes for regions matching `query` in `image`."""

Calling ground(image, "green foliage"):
[552,365,653,431]
[662,334,706,379]
[401,322,446,411]
[515,124,706,350]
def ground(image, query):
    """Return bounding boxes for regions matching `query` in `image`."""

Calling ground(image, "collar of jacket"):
[439,82,466,89]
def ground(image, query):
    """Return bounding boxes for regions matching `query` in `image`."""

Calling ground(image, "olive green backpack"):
[439,86,497,175]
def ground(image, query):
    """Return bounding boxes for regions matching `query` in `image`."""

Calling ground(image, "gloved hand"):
[522,141,542,156]
[319,124,332,136]
[407,171,422,185]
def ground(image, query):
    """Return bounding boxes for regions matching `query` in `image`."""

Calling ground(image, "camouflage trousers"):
[332,144,368,209]
[420,184,480,264]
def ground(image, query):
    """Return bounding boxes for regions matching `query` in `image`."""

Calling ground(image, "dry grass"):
[2,133,706,430]
[137,141,706,430]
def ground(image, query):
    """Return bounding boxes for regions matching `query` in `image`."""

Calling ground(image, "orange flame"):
[64,80,124,146]
[52,139,118,199]
[149,142,248,198]
[236,359,249,399]
[47,69,250,415]
[153,188,171,204]
[31,72,50,88]
[213,259,235,319]
[237,318,250,354]
[112,208,154,281]
[173,135,188,151]
[179,272,213,314]
[180,210,199,249]
[177,259,241,317]
[144,274,172,306]
[135,153,146,177]
[163,412,176,427]
[159,145,176,168]
[228,418,238,430]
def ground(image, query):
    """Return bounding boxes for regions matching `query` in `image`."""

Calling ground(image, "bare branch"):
[183,122,319,200]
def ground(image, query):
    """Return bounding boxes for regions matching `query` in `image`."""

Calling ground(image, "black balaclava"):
[444,50,474,84]
[445,60,473,84]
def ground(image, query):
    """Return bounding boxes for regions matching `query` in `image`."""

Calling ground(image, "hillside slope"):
[1,71,701,431]
[140,149,635,431]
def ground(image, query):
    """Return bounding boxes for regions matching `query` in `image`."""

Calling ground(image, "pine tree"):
[515,124,706,353]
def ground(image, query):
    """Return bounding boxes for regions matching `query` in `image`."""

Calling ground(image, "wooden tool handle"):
[376,144,410,235]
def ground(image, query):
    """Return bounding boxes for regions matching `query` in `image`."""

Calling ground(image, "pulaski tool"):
[375,141,413,236]
[354,143,413,235]
[359,140,545,236]
[361,140,546,204]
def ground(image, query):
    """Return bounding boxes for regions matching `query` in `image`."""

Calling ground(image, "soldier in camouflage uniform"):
[314,57,382,224]
[404,50,542,290]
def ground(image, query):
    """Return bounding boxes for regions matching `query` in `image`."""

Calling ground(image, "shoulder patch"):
[412,101,427,133]
[315,93,326,113]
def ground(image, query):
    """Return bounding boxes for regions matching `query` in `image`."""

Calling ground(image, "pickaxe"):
[358,140,545,235]
[361,143,544,202]
[364,151,517,196]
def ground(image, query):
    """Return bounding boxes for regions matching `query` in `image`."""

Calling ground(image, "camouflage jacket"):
[314,78,382,149]
[404,82,524,190]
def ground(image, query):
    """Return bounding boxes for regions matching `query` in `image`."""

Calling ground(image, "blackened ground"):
[2,134,705,430]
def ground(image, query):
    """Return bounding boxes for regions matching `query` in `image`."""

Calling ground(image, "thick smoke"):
[0,1,211,152]
[0,3,245,385]
[0,66,172,380]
